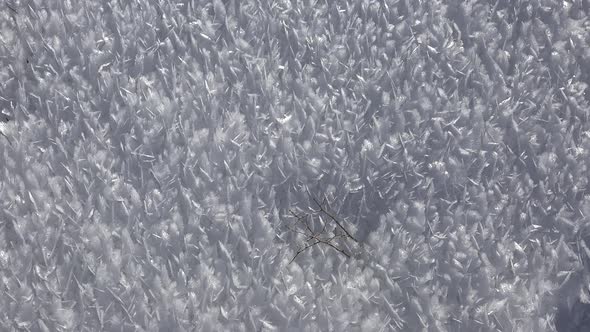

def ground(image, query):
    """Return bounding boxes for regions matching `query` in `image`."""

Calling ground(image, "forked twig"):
[289,240,321,264]
[287,188,358,263]
[309,194,358,243]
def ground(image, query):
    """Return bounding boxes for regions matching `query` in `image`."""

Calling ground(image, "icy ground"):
[1,0,590,331]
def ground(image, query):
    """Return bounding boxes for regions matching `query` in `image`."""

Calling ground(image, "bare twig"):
[6,4,17,14]
[287,188,359,263]
[307,189,358,242]
[289,240,321,264]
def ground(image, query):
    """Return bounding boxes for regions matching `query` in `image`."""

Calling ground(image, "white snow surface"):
[1,1,590,331]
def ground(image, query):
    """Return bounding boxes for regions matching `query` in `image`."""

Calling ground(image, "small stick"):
[7,4,17,14]
[309,193,358,242]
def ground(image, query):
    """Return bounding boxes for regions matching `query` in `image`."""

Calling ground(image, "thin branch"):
[6,4,17,14]
[289,240,321,264]
[309,194,358,242]
[322,241,350,258]
[286,187,360,263]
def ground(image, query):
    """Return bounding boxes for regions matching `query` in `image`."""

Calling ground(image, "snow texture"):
[0,0,590,331]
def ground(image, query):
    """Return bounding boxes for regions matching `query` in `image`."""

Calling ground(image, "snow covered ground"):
[1,0,590,331]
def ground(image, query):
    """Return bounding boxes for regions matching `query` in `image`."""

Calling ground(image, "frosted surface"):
[0,1,589,331]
